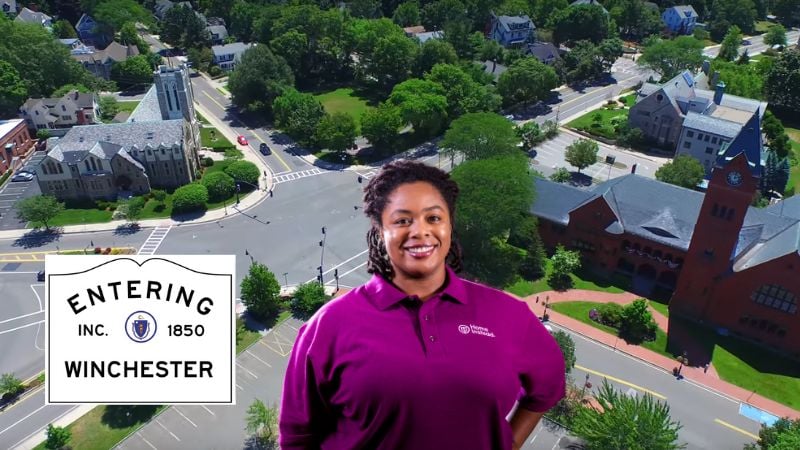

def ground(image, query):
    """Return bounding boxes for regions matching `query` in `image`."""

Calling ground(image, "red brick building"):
[0,119,34,175]
[532,112,800,358]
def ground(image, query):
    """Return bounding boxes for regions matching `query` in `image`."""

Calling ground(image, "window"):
[698,133,704,140]
[703,147,712,154]
[58,164,63,174]
[704,134,710,142]
[712,203,719,216]
[164,162,169,175]
[683,141,691,149]
[161,148,165,155]
[85,160,90,171]
[572,239,596,253]
[61,105,66,111]
[720,206,727,218]
[726,208,734,221]
[711,136,718,144]
[752,284,797,314]
[686,130,694,138]
[61,115,71,121]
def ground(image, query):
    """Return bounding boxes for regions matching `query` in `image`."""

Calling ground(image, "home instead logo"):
[45,256,235,405]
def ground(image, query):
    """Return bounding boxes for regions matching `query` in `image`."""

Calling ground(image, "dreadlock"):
[362,159,463,280]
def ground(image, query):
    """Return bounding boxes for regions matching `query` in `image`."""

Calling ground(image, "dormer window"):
[61,105,66,111]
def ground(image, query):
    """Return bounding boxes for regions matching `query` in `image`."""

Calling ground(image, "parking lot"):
[0,151,46,230]
[0,269,45,381]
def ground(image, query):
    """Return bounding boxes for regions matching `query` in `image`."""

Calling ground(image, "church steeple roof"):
[715,108,762,178]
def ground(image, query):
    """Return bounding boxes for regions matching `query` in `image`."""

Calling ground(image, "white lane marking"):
[201,405,215,416]
[236,362,258,378]
[138,226,172,255]
[246,350,272,368]
[34,322,44,350]
[331,261,367,280]
[236,383,244,391]
[173,407,198,428]
[304,249,370,283]
[157,419,180,441]
[139,432,158,449]
[0,319,44,335]
[0,403,47,437]
[6,405,78,449]
[0,309,43,324]
[30,283,42,310]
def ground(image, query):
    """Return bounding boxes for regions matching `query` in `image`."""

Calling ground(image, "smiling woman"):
[279,160,566,450]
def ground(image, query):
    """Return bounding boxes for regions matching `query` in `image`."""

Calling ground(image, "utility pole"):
[318,226,327,284]
[334,268,339,292]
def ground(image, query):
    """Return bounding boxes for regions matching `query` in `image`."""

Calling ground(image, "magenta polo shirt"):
[279,267,566,449]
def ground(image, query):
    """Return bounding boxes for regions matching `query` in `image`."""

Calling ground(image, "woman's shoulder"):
[457,277,535,318]
[304,285,370,327]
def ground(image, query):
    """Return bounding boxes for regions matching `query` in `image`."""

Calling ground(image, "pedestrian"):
[280,160,566,450]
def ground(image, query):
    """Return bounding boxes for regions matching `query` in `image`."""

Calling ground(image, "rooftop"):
[0,119,24,137]
[211,42,252,56]
[682,111,742,138]
[127,85,162,123]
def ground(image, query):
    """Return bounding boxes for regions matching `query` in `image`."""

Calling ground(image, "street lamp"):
[334,268,339,292]
[235,182,241,204]
[318,226,327,285]
[244,249,254,264]
[675,351,689,378]
[580,373,592,403]
[283,272,288,288]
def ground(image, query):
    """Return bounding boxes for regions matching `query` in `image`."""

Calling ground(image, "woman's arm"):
[509,407,545,450]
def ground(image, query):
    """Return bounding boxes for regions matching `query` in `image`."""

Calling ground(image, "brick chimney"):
[714,81,725,105]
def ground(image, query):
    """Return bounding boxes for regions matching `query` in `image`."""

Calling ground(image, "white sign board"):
[45,255,235,405]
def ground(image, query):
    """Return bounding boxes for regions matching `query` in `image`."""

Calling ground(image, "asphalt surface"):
[0,151,46,230]
[703,30,800,58]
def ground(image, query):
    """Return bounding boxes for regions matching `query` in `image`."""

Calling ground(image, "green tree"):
[350,0,382,18]
[361,103,403,150]
[44,424,71,450]
[508,214,547,280]
[441,112,519,162]
[161,4,210,48]
[51,84,90,98]
[151,189,167,206]
[366,34,419,91]
[517,121,542,151]
[478,39,503,71]
[535,0,569,27]
[245,399,279,445]
[708,0,756,39]
[111,55,153,90]
[552,330,576,374]
[655,155,705,189]
[36,129,51,140]
[416,39,459,76]
[609,0,662,41]
[315,112,358,153]
[773,0,800,26]
[717,26,743,61]
[638,36,705,79]
[619,299,658,343]
[497,57,559,107]
[240,261,282,321]
[290,282,329,320]
[99,96,119,122]
[443,19,480,60]
[0,373,23,396]
[562,38,623,83]
[15,195,64,230]
[764,24,787,47]
[201,171,236,202]
[709,59,764,99]
[550,167,572,183]
[94,0,152,32]
[746,417,800,450]
[228,45,294,116]
[393,1,420,26]
[552,4,609,46]
[172,183,209,213]
[272,89,325,145]
[119,22,142,49]
[451,153,535,287]
[223,160,260,186]
[122,197,145,224]
[760,149,790,197]
[422,0,467,31]
[52,19,78,38]
[187,47,214,73]
[762,111,792,158]
[548,245,581,290]
[573,380,683,449]
[388,78,449,136]
[564,138,598,173]
[228,0,259,42]
[765,49,800,113]
[269,29,308,76]
[0,61,28,119]
[425,63,501,116]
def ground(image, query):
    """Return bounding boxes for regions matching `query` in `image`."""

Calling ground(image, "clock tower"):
[670,111,763,320]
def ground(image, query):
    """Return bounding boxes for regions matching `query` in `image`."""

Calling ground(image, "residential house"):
[662,5,699,35]
[71,41,140,80]
[14,7,52,30]
[37,65,201,200]
[58,38,84,51]
[524,42,561,65]
[212,42,253,71]
[402,25,443,44]
[0,119,34,175]
[76,13,111,49]
[19,91,100,131]
[531,116,800,358]
[1,0,17,15]
[403,26,426,37]
[207,24,228,45]
[628,70,766,155]
[569,0,609,14]
[481,60,507,84]
[486,12,535,48]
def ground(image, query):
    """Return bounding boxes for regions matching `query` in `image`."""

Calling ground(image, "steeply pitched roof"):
[764,195,800,220]
[569,0,608,13]
[682,111,742,138]
[668,5,698,18]
[525,42,560,63]
[693,89,766,115]
[211,42,252,57]
[127,85,162,123]
[716,110,763,177]
[51,120,184,158]
[531,178,594,224]
[14,7,51,25]
[415,31,443,43]
[206,25,228,38]
[495,14,534,32]
[71,41,138,64]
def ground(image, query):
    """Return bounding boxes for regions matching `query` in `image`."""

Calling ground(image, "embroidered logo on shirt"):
[458,324,495,338]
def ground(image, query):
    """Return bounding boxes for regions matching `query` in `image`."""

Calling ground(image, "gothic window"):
[166,87,173,110]
[90,158,97,171]
[726,208,734,221]
[752,284,797,314]
[712,203,719,216]
[58,164,63,174]
[720,206,728,218]
[85,160,90,171]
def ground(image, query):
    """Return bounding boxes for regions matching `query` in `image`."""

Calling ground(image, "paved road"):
[703,30,800,58]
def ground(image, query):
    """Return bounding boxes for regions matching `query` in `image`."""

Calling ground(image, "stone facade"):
[0,119,34,174]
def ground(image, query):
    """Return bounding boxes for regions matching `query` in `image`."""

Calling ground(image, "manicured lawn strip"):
[116,101,140,113]
[200,127,235,151]
[786,127,800,195]
[567,107,629,140]
[504,260,627,297]
[236,324,261,354]
[621,94,637,107]
[312,87,374,133]
[31,208,114,228]
[196,111,210,124]
[550,301,673,359]
[755,20,773,34]
[648,300,670,317]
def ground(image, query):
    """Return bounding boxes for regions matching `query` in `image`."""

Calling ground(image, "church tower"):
[670,111,763,320]
[153,64,196,123]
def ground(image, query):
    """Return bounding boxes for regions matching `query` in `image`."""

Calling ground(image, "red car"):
[237,135,248,146]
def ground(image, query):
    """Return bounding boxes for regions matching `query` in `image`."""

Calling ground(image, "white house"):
[19,91,100,131]
[211,42,253,71]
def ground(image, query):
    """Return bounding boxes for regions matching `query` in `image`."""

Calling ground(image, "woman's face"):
[380,181,452,281]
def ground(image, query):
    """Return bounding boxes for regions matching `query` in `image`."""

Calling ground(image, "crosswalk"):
[138,226,171,255]
[355,169,378,180]
[272,168,324,184]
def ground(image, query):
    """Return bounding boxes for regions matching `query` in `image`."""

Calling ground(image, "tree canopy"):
[564,138,598,173]
[93,0,152,32]
[638,36,705,79]
[562,38,624,83]
[15,195,64,230]
[717,26,743,62]
[764,24,788,47]
[552,5,610,46]
[315,112,358,152]
[361,103,403,150]
[708,0,756,40]
[228,45,294,116]
[0,61,28,119]
[388,78,449,136]
[425,63,501,117]
[745,417,800,450]
[272,89,326,145]
[655,155,705,189]
[240,261,282,321]
[441,112,519,161]
[765,48,800,113]
[497,57,559,107]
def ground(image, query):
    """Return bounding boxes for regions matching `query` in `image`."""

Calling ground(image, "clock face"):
[726,171,743,186]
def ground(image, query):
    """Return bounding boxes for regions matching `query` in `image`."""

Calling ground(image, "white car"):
[11,172,34,182]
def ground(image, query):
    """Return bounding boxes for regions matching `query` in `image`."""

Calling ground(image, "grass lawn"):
[116,101,140,114]
[31,207,114,228]
[196,111,210,125]
[621,93,637,107]
[550,301,673,359]
[786,127,800,195]
[567,107,629,140]
[755,20,773,34]
[504,260,628,297]
[648,300,669,317]
[313,87,374,133]
[200,127,235,151]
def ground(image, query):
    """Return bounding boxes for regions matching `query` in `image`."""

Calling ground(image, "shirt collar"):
[365,266,469,311]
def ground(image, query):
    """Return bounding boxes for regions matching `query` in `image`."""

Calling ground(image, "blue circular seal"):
[125,310,157,343]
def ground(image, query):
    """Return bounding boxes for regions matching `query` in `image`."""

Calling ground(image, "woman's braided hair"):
[363,159,463,280]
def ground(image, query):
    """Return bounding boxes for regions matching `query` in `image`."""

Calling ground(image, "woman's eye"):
[428,216,441,222]
[396,218,410,225]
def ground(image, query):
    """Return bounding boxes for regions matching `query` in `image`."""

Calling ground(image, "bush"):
[151,189,167,204]
[223,160,260,188]
[619,299,657,343]
[201,171,235,202]
[617,126,645,148]
[596,302,624,328]
[172,183,209,213]
[201,156,215,167]
[289,282,329,320]
[549,167,572,183]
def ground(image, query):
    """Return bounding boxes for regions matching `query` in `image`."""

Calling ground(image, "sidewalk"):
[0,103,274,241]
[518,289,800,420]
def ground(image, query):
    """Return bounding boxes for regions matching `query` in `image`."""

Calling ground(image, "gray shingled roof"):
[694,89,767,115]
[207,25,228,38]
[211,42,252,57]
[669,5,698,18]
[52,120,183,157]
[765,196,800,220]
[14,7,51,25]
[682,111,742,138]
[496,15,534,32]
[531,178,594,224]
[127,85,162,123]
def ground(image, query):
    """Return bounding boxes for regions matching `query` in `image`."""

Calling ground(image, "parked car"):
[11,172,34,182]
[259,142,271,155]
[37,270,45,282]
[504,114,515,121]
[237,135,248,146]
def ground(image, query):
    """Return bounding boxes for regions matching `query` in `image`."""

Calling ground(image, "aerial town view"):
[0,0,799,447]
